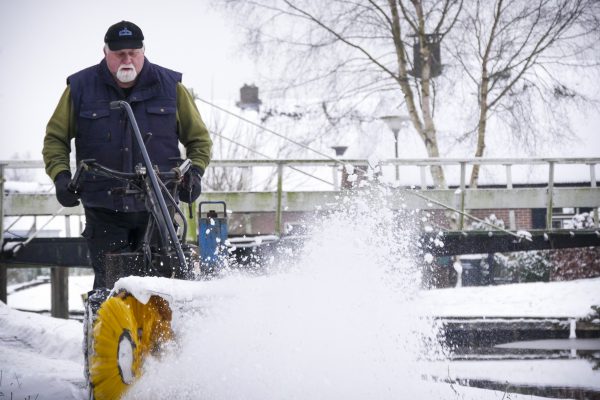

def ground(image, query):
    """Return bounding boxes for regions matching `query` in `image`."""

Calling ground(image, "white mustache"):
[118,63,135,72]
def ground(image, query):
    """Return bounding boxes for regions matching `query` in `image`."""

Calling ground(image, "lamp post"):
[380,115,410,181]
[331,146,348,190]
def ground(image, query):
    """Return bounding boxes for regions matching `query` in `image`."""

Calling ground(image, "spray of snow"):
[124,184,451,399]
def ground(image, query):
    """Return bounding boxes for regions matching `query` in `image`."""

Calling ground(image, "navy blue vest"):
[68,58,182,212]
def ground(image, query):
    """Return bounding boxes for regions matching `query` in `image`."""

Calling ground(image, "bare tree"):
[217,0,599,188]
[448,0,600,187]
[220,0,465,188]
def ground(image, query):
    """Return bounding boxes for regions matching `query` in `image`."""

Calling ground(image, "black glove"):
[178,166,203,203]
[54,171,80,207]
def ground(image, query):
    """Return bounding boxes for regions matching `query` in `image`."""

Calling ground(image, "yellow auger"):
[88,292,173,400]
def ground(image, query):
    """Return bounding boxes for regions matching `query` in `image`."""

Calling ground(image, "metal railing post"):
[505,164,516,230]
[546,161,555,230]
[275,162,284,236]
[458,161,466,230]
[420,165,427,190]
[332,164,340,191]
[0,264,6,304]
[590,163,599,228]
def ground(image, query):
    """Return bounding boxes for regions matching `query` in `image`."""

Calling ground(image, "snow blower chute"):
[72,100,223,400]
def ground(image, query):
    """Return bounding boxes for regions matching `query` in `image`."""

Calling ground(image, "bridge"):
[1,157,599,316]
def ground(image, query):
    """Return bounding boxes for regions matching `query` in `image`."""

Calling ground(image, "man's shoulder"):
[148,61,182,83]
[67,63,101,85]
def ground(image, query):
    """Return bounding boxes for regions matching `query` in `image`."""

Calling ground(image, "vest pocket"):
[78,107,111,143]
[146,104,177,137]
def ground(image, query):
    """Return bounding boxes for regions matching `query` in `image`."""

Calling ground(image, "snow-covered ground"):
[0,275,600,399]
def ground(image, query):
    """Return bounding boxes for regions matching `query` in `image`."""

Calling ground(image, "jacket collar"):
[99,57,160,101]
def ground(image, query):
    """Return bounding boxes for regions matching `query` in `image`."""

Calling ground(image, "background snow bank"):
[417,277,600,318]
[0,301,83,362]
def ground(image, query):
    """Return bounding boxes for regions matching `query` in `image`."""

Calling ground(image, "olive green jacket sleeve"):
[43,86,76,181]
[176,83,212,175]
[42,83,212,181]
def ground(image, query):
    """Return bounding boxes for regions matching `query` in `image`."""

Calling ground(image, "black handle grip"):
[68,159,96,192]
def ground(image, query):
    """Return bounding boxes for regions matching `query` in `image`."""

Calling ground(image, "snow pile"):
[0,301,82,362]
[417,277,600,318]
[0,301,85,399]
[124,185,452,399]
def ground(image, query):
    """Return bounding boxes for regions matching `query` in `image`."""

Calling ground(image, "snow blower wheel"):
[89,292,173,400]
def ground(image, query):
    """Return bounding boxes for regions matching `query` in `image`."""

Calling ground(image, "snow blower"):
[73,100,220,400]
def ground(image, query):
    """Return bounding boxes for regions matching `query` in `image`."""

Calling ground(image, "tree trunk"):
[419,32,446,188]
[470,93,488,188]
[422,118,446,188]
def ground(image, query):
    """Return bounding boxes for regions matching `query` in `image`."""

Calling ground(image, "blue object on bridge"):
[198,201,228,273]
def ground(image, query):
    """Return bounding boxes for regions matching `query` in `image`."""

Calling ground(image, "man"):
[42,21,212,289]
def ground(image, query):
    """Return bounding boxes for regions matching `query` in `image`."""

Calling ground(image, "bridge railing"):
[1,157,599,317]
[2,157,600,235]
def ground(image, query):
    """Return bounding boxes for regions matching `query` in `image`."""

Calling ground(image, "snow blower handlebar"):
[69,158,192,191]
[109,100,188,272]
[66,100,189,274]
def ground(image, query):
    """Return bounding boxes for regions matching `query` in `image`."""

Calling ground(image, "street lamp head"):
[380,115,410,181]
[236,84,262,112]
[380,115,411,132]
[331,146,348,157]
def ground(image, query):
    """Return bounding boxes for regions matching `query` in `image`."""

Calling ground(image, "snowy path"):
[2,277,600,399]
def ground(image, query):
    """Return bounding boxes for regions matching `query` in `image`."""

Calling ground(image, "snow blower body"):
[70,101,200,288]
[73,100,220,400]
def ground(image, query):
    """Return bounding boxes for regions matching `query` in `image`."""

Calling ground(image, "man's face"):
[104,47,145,88]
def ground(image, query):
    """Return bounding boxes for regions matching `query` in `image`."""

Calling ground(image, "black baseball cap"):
[104,21,144,51]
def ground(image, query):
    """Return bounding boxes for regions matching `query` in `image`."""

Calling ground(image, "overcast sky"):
[0,0,255,160]
[0,0,598,166]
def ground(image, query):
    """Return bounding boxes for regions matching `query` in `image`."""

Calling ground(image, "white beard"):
[116,64,137,83]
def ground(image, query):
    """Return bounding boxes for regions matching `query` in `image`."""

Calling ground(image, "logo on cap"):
[119,28,133,37]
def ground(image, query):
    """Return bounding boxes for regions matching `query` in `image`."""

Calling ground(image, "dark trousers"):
[83,207,150,289]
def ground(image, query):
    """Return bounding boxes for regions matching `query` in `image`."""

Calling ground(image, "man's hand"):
[178,166,203,203]
[54,171,80,207]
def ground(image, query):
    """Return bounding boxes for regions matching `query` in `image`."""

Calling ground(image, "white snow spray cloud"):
[125,183,451,399]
